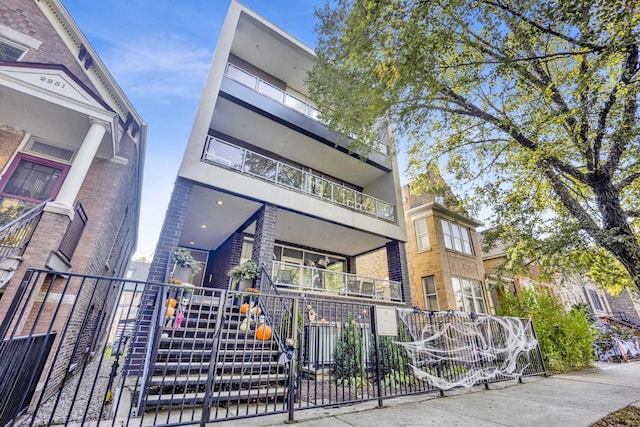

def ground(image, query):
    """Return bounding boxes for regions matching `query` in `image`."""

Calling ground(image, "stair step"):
[144,386,287,406]
[152,360,282,375]
[148,372,288,386]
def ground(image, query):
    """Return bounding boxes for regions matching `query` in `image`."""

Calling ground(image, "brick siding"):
[1,0,97,91]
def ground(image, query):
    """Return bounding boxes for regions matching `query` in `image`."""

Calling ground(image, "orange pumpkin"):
[165,306,175,317]
[240,303,250,314]
[255,324,272,341]
[166,298,177,308]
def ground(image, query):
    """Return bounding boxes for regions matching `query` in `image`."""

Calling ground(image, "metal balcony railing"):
[271,260,403,302]
[0,197,47,264]
[58,202,88,261]
[203,136,396,222]
[224,63,390,156]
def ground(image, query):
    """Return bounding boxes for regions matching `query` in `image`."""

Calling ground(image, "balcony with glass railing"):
[224,63,390,156]
[202,136,396,222]
[272,261,402,302]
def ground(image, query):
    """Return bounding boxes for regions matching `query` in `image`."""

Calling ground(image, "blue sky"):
[62,0,334,258]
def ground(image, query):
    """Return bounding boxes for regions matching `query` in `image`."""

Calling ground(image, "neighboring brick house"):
[402,179,491,314]
[481,234,635,323]
[0,0,145,388]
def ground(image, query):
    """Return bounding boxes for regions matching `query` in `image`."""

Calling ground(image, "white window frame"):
[422,276,439,310]
[0,37,27,61]
[451,276,487,313]
[414,217,430,252]
[441,219,474,255]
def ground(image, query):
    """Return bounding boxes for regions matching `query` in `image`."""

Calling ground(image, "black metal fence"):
[0,269,546,426]
[0,333,56,427]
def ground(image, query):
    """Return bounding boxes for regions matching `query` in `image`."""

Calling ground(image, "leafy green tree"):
[497,287,595,373]
[307,0,640,291]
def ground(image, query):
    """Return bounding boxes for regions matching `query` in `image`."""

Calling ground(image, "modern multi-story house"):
[401,179,492,314]
[145,1,409,304]
[0,0,145,411]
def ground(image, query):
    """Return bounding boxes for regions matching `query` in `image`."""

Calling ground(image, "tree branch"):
[481,0,605,51]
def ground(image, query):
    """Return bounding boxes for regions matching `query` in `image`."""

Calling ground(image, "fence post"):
[287,297,299,423]
[369,305,384,408]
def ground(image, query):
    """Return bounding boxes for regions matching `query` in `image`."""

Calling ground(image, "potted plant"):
[172,248,202,284]
[227,259,259,291]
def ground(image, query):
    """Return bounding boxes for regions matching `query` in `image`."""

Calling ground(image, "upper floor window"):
[414,217,430,252]
[0,39,27,61]
[441,219,474,255]
[0,153,69,203]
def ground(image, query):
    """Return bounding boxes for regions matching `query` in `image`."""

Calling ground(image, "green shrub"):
[497,287,595,373]
[332,317,366,385]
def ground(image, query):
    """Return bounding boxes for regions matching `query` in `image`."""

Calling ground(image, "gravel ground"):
[19,351,123,426]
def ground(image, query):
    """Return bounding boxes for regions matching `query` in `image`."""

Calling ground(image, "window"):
[451,276,487,313]
[0,39,27,61]
[0,153,69,202]
[589,289,604,311]
[414,217,430,252]
[422,276,438,310]
[441,219,474,255]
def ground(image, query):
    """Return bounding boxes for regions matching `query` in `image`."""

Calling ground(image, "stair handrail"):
[257,266,299,356]
[135,253,172,415]
[0,199,48,265]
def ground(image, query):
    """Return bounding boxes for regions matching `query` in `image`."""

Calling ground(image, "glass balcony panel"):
[271,261,402,301]
[206,138,244,169]
[203,136,396,222]
[226,64,257,89]
[277,164,305,190]
[376,201,395,221]
[356,194,376,215]
[319,270,345,294]
[284,93,308,115]
[308,106,321,120]
[257,80,285,103]
[243,152,277,181]
[333,186,355,207]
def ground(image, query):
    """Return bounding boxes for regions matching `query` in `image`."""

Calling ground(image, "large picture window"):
[0,153,69,203]
[441,219,474,255]
[451,276,487,313]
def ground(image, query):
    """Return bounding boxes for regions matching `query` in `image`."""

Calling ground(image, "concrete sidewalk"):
[218,361,640,426]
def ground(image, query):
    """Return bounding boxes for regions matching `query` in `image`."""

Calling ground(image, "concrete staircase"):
[142,294,287,409]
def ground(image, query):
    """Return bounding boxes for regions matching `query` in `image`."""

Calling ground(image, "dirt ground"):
[591,406,640,427]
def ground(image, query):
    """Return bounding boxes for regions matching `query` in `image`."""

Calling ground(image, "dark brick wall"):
[207,232,244,289]
[347,256,357,274]
[0,0,97,91]
[127,177,193,374]
[386,240,411,305]
[252,203,277,290]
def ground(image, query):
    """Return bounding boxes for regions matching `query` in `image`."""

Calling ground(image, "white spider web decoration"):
[396,309,540,390]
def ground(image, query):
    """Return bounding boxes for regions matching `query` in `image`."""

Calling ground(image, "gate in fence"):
[0,269,546,426]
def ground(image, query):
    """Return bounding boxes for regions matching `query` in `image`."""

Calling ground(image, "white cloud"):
[103,33,212,100]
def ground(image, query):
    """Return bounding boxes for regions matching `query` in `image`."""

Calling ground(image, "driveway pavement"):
[218,361,640,427]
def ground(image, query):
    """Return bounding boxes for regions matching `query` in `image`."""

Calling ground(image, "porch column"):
[386,240,411,305]
[46,118,110,218]
[252,203,277,290]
